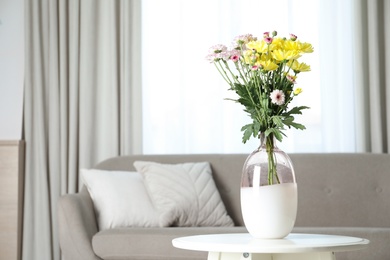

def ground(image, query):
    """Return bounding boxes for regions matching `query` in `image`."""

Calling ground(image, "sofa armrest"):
[58,187,101,260]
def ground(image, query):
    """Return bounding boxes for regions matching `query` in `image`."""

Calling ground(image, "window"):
[141,0,355,154]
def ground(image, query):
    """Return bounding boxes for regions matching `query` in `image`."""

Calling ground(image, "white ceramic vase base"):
[240,183,298,239]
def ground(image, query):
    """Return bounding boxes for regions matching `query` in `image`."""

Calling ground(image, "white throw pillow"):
[81,169,160,230]
[133,161,234,227]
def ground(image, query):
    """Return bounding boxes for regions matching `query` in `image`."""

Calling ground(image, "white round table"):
[172,233,369,260]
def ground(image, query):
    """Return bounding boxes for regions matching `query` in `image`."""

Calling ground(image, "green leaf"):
[237,97,253,108]
[285,106,310,116]
[272,116,283,127]
[260,94,269,109]
[264,128,273,137]
[289,122,306,130]
[282,116,294,127]
[240,123,251,132]
[253,121,261,138]
[264,128,284,142]
[281,115,306,130]
[241,124,253,144]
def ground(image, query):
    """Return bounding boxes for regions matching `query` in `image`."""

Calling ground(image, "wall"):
[0,0,24,140]
[0,2,24,259]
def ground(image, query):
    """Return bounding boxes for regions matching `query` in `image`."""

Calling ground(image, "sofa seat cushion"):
[92,226,247,260]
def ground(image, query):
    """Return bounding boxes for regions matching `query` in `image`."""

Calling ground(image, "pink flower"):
[251,65,259,71]
[231,55,240,62]
[205,54,217,63]
[263,32,270,38]
[290,34,298,41]
[270,90,285,105]
[264,37,273,44]
[208,44,227,54]
[286,75,296,84]
[229,49,240,57]
[206,44,229,62]
[233,34,257,47]
[220,51,231,61]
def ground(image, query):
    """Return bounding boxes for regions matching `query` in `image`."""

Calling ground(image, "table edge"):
[172,233,370,254]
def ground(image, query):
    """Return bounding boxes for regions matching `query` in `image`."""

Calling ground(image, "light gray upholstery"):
[58,187,101,260]
[92,227,247,260]
[58,153,390,260]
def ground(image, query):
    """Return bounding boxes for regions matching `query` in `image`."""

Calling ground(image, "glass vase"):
[240,133,297,239]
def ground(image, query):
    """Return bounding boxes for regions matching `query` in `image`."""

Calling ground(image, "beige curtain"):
[353,0,390,153]
[22,0,142,259]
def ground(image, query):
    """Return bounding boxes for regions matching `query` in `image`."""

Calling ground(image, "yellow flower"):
[269,37,285,51]
[259,60,278,71]
[294,87,303,95]
[246,40,268,53]
[272,49,301,62]
[284,40,300,52]
[298,42,314,53]
[243,50,259,65]
[288,60,311,72]
[284,40,313,54]
[295,62,311,72]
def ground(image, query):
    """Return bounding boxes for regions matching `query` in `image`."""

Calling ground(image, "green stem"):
[223,61,241,85]
[243,83,262,121]
[214,62,233,86]
[265,133,280,185]
[235,62,249,85]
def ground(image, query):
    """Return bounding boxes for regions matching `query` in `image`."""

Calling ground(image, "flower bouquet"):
[207,31,313,185]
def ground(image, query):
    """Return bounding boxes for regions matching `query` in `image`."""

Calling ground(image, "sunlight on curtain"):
[141,0,355,154]
[318,0,356,152]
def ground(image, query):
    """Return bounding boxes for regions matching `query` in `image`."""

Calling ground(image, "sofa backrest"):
[291,153,390,228]
[94,153,390,228]
[94,154,247,226]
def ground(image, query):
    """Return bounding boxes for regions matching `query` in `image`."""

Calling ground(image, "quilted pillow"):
[81,169,160,230]
[133,161,234,227]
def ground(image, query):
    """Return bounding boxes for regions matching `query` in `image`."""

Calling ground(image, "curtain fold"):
[353,0,390,153]
[22,1,142,259]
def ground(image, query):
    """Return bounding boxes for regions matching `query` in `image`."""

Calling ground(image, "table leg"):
[208,252,336,260]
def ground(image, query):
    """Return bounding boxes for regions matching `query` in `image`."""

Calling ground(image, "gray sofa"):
[58,153,390,260]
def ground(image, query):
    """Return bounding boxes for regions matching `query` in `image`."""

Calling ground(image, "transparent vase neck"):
[259,133,278,151]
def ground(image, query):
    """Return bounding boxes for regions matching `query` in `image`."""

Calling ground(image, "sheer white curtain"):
[141,0,356,154]
[318,0,356,151]
[23,0,141,259]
